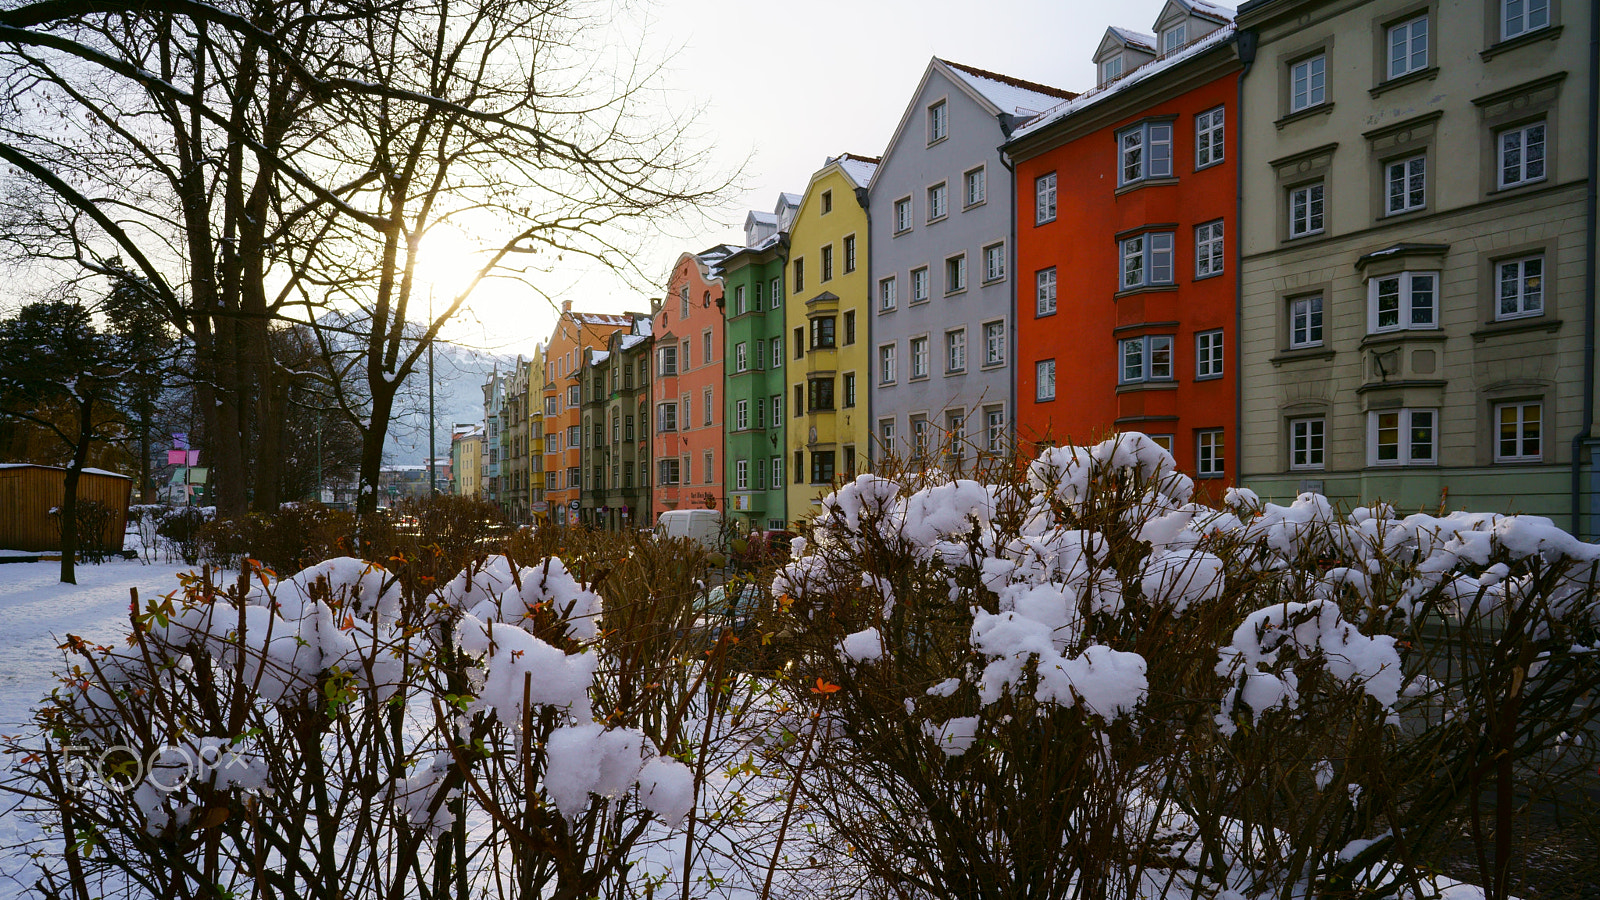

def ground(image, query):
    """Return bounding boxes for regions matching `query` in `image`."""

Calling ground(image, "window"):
[946,329,967,373]
[983,321,1005,366]
[568,385,581,407]
[1148,435,1174,452]
[1495,401,1542,462]
[793,384,803,417]
[910,336,929,378]
[612,409,621,443]
[704,451,714,484]
[1196,330,1224,379]
[703,388,714,425]
[894,197,912,233]
[945,254,967,293]
[1385,155,1426,214]
[771,337,783,369]
[1288,182,1325,238]
[964,167,986,207]
[680,287,690,319]
[843,310,856,345]
[733,285,746,315]
[821,244,834,282]
[755,458,766,490]
[1368,271,1437,332]
[807,377,834,411]
[1036,359,1056,401]
[736,459,749,490]
[1101,54,1123,83]
[821,189,833,214]
[755,397,766,428]
[1036,173,1057,224]
[752,280,763,311]
[1162,23,1187,54]
[1386,15,1428,79]
[1196,106,1225,168]
[1120,232,1174,288]
[928,182,948,221]
[681,339,690,370]
[657,402,677,432]
[772,393,782,421]
[1119,121,1173,185]
[772,456,783,487]
[843,372,857,407]
[1037,267,1058,315]
[810,316,836,349]
[793,257,805,292]
[946,411,966,459]
[736,399,749,430]
[1119,335,1174,384]
[811,451,836,484]
[793,450,803,482]
[658,458,680,485]
[1369,408,1436,465]
[735,342,748,372]
[770,277,781,307]
[911,267,930,303]
[544,397,557,417]
[879,418,895,451]
[625,414,634,441]
[928,100,948,143]
[1195,220,1224,277]
[1290,54,1326,111]
[985,407,1005,453]
[1501,0,1549,40]
[568,466,580,488]
[1197,430,1224,478]
[1496,255,1544,320]
[983,242,1006,282]
[1290,294,1325,348]
[568,425,580,446]
[657,345,676,377]
[912,417,930,458]
[844,235,857,273]
[880,343,899,387]
[879,276,898,312]
[1497,121,1546,188]
[1290,417,1326,470]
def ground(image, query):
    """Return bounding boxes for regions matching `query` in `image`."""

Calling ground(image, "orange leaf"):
[811,678,841,695]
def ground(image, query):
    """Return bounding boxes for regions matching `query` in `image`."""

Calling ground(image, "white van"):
[653,509,726,552]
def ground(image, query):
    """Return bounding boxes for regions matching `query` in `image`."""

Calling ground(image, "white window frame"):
[1290,53,1327,112]
[1501,0,1550,40]
[1197,430,1225,478]
[928,99,948,143]
[1497,121,1547,189]
[1162,23,1187,54]
[985,407,1005,453]
[983,320,1006,367]
[1290,417,1326,470]
[879,343,897,385]
[770,277,781,307]
[894,197,912,234]
[1196,329,1224,379]
[911,266,930,303]
[1100,54,1123,84]
[1036,359,1056,401]
[946,328,967,374]
[982,242,1006,283]
[659,345,677,376]
[1368,408,1437,466]
[878,418,895,452]
[1385,155,1426,215]
[843,371,857,408]
[770,337,782,369]
[928,182,948,221]
[1494,401,1542,462]
[1119,335,1174,384]
[734,342,747,373]
[1036,172,1057,224]
[772,393,782,421]
[879,275,897,312]
[1196,106,1225,168]
[657,402,677,432]
[735,399,749,430]
[1495,254,1544,320]
[771,455,782,487]
[945,254,967,294]
[964,166,986,207]
[1120,232,1175,289]
[736,459,749,490]
[910,336,929,379]
[1289,294,1325,348]
[1118,121,1173,186]
[1288,182,1325,238]
[658,457,680,485]
[1386,15,1429,80]
[1195,219,1224,278]
[1037,267,1058,315]
[1367,271,1438,333]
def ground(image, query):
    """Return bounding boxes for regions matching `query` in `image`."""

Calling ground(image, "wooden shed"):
[0,464,132,552]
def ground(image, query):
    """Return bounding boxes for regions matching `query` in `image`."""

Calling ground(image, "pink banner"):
[167,449,187,465]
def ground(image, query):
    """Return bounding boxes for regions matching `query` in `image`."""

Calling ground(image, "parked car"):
[654,509,726,552]
[692,582,764,638]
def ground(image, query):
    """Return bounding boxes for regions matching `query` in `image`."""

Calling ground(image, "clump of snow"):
[838,627,883,664]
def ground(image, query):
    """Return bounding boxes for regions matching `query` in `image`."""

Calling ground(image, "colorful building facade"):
[542,304,633,527]
[652,247,734,516]
[1009,2,1241,496]
[720,194,799,532]
[580,315,653,531]
[784,154,878,518]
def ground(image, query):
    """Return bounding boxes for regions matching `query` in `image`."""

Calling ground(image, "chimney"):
[561,299,572,314]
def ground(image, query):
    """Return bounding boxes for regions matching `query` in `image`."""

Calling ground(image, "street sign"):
[569,499,580,510]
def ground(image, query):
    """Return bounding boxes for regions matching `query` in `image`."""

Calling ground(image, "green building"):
[720,194,800,533]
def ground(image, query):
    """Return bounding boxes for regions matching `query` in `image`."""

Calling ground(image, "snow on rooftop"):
[778,192,802,207]
[618,333,649,351]
[571,312,632,326]
[941,60,1076,118]
[1185,0,1237,22]
[1013,24,1236,142]
[1108,26,1157,50]
[832,154,879,188]
[747,210,778,226]
[589,350,611,366]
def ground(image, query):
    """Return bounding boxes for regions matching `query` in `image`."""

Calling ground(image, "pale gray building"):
[867,59,1075,469]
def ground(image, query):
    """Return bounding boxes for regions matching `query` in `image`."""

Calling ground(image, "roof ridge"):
[939,59,1079,101]
[834,151,881,165]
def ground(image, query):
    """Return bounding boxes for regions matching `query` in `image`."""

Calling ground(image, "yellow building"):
[453,429,483,497]
[785,154,878,522]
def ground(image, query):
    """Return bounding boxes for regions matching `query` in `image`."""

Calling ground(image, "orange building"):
[651,247,734,516]
[542,302,632,527]
[1007,8,1241,497]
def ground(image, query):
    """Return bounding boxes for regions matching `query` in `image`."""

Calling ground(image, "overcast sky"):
[449,0,1177,358]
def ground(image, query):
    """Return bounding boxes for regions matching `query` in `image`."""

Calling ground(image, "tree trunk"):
[58,396,95,585]
[357,385,397,519]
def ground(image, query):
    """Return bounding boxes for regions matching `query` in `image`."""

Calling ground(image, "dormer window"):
[1162,23,1187,54]
[1100,55,1124,84]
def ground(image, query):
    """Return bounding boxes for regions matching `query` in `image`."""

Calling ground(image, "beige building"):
[1235,0,1594,528]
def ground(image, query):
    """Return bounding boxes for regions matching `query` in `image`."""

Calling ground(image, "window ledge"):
[1194,270,1225,282]
[927,215,948,226]
[1283,229,1329,245]
[981,276,1006,286]
[893,228,912,237]
[1035,216,1058,227]
[1471,316,1563,342]
[1036,309,1058,318]
[877,307,897,315]
[1113,284,1179,300]
[1114,176,1180,196]
[1275,102,1335,130]
[1356,378,1447,394]
[1115,381,1179,394]
[944,370,967,377]
[1481,25,1564,62]
[1270,348,1335,367]
[1194,159,1225,174]
[944,289,968,298]
[1194,373,1224,382]
[1359,330,1446,349]
[1369,66,1440,98]
[980,362,1006,372]
[1487,177,1549,197]
[963,199,987,211]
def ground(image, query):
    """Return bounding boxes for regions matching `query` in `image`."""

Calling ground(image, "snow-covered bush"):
[767,434,1600,900]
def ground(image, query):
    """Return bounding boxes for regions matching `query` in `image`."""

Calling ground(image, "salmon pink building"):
[1007,1,1242,497]
[652,247,735,515]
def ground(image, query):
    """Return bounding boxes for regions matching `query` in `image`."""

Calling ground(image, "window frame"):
[1289,294,1325,348]
[1496,120,1547,189]
[1289,417,1326,470]
[1369,407,1437,466]
[1495,254,1545,320]
[927,181,949,222]
[1195,219,1225,278]
[1036,359,1057,401]
[1035,172,1058,224]
[1195,329,1224,380]
[844,234,857,273]
[820,244,834,282]
[945,328,967,374]
[878,343,897,385]
[1367,270,1438,333]
[964,166,987,208]
[1196,429,1225,478]
[893,196,913,234]
[1119,231,1175,289]
[1118,335,1175,385]
[1290,52,1328,112]
[735,399,749,431]
[1288,181,1326,239]
[1118,120,1174,186]
[982,320,1006,368]
[1494,400,1542,462]
[1385,14,1430,80]
[1501,0,1550,40]
[1036,267,1058,316]
[911,266,931,304]
[734,341,748,373]
[909,335,929,380]
[1384,154,1427,215]
[945,253,968,295]
[1195,106,1225,169]
[982,242,1006,284]
[928,99,948,144]
[879,275,898,312]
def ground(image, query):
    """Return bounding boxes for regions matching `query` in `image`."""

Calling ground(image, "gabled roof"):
[1180,0,1236,24]
[746,210,778,228]
[778,192,803,208]
[940,59,1077,118]
[831,153,879,189]
[1103,26,1157,54]
[570,312,633,327]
